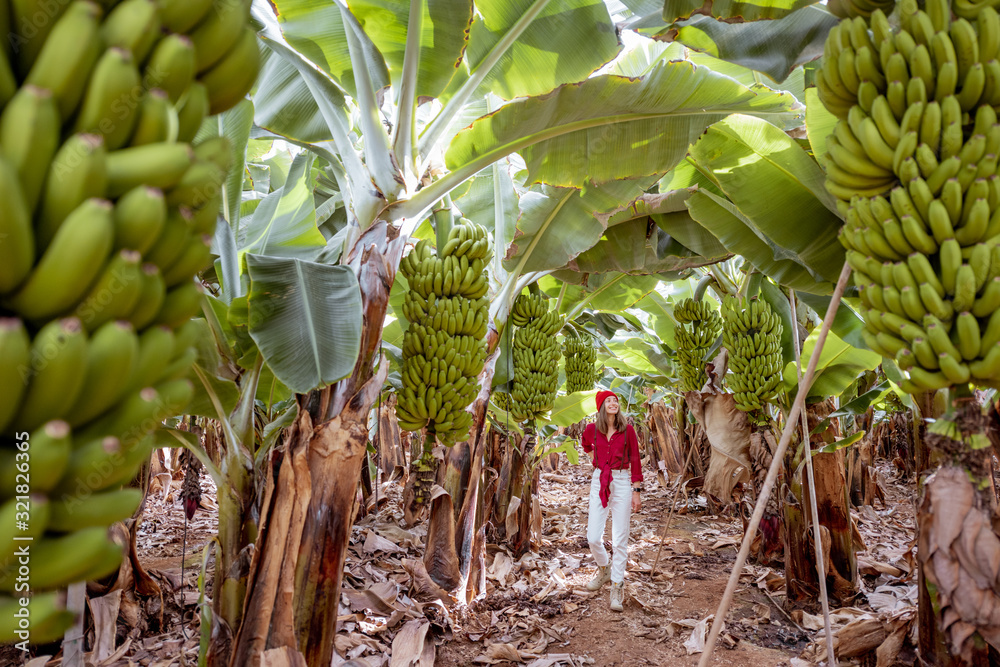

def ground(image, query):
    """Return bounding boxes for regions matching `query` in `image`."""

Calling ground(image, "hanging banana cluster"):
[674,298,723,392]
[509,294,563,422]
[493,389,511,411]
[817,0,1000,394]
[0,0,257,642]
[828,0,897,20]
[564,335,599,393]
[396,222,492,445]
[722,297,784,414]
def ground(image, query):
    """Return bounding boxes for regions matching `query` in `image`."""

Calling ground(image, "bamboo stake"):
[697,262,852,667]
[789,289,837,666]
[650,432,699,576]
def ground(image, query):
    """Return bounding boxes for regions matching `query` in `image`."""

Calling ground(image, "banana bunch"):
[509,294,563,422]
[674,298,723,392]
[817,0,1000,201]
[828,0,897,19]
[493,389,511,411]
[396,221,492,445]
[721,297,784,413]
[818,0,1000,394]
[564,334,599,393]
[0,0,257,641]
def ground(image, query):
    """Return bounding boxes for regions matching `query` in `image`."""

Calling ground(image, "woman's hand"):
[631,491,641,512]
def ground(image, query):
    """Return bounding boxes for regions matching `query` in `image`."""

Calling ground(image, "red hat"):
[596,390,617,412]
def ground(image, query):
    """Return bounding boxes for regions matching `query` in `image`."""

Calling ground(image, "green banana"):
[64,321,139,426]
[176,82,209,143]
[113,186,167,255]
[163,234,213,287]
[3,199,114,321]
[191,0,251,73]
[128,264,167,330]
[105,143,193,197]
[72,249,143,331]
[129,89,177,146]
[0,527,122,593]
[144,33,196,104]
[152,280,205,329]
[36,133,107,251]
[0,420,70,496]
[47,488,142,532]
[145,207,193,270]
[73,47,142,151]
[101,0,162,63]
[200,27,262,115]
[0,85,60,214]
[0,496,48,568]
[0,318,31,434]
[12,318,88,433]
[159,0,215,32]
[22,0,101,117]
[0,153,33,294]
[124,325,175,394]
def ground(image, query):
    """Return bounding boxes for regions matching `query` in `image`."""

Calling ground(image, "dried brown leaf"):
[927,467,974,552]
[390,619,431,667]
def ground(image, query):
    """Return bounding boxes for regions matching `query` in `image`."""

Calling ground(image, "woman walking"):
[581,390,643,611]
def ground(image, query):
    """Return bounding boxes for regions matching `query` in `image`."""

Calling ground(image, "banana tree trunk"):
[424,348,498,599]
[378,395,406,481]
[784,398,856,607]
[647,400,684,484]
[230,226,399,667]
[509,421,538,558]
[747,422,783,566]
[916,388,997,665]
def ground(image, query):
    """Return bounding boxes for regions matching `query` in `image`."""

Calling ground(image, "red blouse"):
[581,423,643,507]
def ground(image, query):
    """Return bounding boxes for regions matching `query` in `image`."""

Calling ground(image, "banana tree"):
[227,1,808,663]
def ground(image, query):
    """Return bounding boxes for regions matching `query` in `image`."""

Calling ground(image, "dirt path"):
[5,454,919,666]
[436,463,805,666]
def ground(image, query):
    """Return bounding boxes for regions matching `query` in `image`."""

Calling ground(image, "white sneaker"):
[586,565,611,591]
[609,581,624,612]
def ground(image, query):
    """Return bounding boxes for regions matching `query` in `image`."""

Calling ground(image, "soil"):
[4,452,918,667]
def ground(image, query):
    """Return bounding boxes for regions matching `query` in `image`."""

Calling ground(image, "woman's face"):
[604,396,619,415]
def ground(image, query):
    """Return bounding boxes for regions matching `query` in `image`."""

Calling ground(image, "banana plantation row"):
[3,0,1000,665]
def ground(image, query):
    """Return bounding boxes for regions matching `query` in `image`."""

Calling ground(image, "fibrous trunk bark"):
[783,398,856,607]
[916,388,999,665]
[230,225,397,667]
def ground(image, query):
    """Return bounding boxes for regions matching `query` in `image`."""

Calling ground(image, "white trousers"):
[587,468,632,583]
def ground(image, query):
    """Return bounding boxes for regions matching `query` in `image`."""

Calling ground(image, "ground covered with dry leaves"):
[7,456,922,666]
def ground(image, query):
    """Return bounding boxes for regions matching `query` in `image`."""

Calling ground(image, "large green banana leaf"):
[634,291,676,348]
[662,0,817,22]
[562,218,726,275]
[663,7,836,83]
[348,0,472,100]
[452,160,519,278]
[602,338,673,378]
[548,390,600,427]
[238,152,327,260]
[254,42,343,145]
[805,86,838,159]
[686,114,845,290]
[782,328,880,399]
[795,291,867,352]
[553,273,662,316]
[246,255,363,393]
[197,101,255,228]
[444,59,798,189]
[609,34,807,108]
[458,0,620,101]
[502,179,656,275]
[686,190,831,293]
[270,0,391,98]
